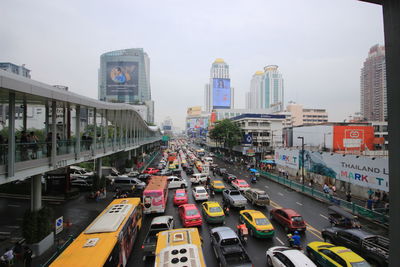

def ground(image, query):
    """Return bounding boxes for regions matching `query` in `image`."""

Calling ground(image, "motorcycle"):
[223,206,230,216]
[251,176,257,184]
[237,225,249,245]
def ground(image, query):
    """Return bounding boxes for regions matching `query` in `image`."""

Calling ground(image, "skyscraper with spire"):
[204,58,234,112]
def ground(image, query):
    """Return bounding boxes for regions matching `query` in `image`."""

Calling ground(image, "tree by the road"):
[209,119,242,154]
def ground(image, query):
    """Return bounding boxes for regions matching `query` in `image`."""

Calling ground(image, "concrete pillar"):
[96,157,102,178]
[113,111,117,149]
[93,108,97,155]
[67,103,71,139]
[45,101,49,135]
[383,1,400,265]
[7,92,15,177]
[22,98,27,132]
[105,110,108,152]
[75,105,81,156]
[51,101,57,165]
[31,174,42,212]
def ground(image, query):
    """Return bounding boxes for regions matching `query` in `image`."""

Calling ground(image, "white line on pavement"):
[7,204,20,208]
[264,185,269,189]
[278,192,284,196]
[0,232,11,235]
[6,226,20,229]
[275,237,285,245]
[296,202,303,206]
[320,214,329,220]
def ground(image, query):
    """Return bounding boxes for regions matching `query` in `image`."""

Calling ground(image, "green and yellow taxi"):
[210,180,225,192]
[239,210,275,238]
[201,201,225,224]
[306,242,371,267]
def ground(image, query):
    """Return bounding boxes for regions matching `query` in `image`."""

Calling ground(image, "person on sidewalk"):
[346,191,352,202]
[366,196,374,210]
[23,246,32,267]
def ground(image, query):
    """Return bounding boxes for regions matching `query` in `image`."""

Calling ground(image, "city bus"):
[143,176,168,214]
[50,198,142,267]
[154,228,206,267]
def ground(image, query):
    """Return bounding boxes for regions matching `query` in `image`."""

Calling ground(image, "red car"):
[173,189,188,206]
[270,208,307,233]
[231,179,250,191]
[143,168,159,175]
[178,204,202,227]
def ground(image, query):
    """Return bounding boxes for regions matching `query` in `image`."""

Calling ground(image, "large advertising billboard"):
[274,148,389,191]
[187,117,209,130]
[106,62,139,97]
[212,78,231,109]
[333,125,374,151]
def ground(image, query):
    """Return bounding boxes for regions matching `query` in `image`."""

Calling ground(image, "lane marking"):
[307,229,323,240]
[275,237,285,245]
[270,200,282,209]
[320,214,329,220]
[278,192,284,196]
[306,223,322,234]
[296,202,303,206]
[264,185,269,189]
[7,204,20,208]
[6,226,20,229]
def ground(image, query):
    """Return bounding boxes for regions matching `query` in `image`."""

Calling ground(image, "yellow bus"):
[154,228,206,267]
[50,198,143,267]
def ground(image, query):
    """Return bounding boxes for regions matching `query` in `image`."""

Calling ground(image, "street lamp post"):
[297,136,305,185]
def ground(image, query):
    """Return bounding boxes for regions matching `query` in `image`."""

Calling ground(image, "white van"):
[204,157,213,164]
[190,173,208,184]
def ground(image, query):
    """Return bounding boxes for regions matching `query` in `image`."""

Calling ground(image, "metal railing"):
[258,170,389,225]
[39,235,74,267]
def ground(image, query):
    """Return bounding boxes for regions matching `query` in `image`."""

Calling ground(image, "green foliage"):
[78,161,94,171]
[209,119,243,151]
[22,207,53,244]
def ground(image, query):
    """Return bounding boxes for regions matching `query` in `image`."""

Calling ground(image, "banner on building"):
[274,148,389,191]
[106,61,139,97]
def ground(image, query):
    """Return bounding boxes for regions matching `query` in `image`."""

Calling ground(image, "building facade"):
[204,58,234,112]
[0,62,31,78]
[98,48,154,123]
[246,65,284,112]
[286,102,328,126]
[360,44,386,122]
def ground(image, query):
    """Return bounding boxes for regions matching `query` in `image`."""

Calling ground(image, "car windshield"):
[351,261,371,267]
[258,194,268,200]
[255,218,269,225]
[196,189,206,193]
[215,182,222,185]
[221,238,239,246]
[230,191,240,195]
[176,192,185,197]
[239,182,248,185]
[291,216,304,222]
[209,207,222,213]
[186,209,198,216]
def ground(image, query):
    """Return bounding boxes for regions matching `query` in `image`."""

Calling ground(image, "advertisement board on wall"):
[333,125,374,151]
[212,78,231,109]
[275,148,389,191]
[106,62,139,96]
[187,117,209,130]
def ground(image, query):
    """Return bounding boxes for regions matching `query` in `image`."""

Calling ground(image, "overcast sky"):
[1,0,383,129]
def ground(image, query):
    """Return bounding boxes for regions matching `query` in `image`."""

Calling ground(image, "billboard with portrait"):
[106,62,139,97]
[212,78,231,109]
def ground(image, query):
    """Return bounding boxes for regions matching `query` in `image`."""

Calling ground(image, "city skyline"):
[0,0,384,128]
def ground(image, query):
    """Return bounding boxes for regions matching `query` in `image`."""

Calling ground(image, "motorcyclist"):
[236,223,248,243]
[223,202,230,216]
[287,233,294,247]
[292,231,301,249]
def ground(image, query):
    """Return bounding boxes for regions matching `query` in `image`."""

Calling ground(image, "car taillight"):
[141,245,144,249]
[196,194,199,197]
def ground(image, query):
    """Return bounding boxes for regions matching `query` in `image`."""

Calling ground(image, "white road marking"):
[6,225,20,229]
[320,214,329,220]
[275,237,285,245]
[7,204,20,208]
[0,232,11,235]
[278,192,284,196]
[264,185,269,189]
[296,202,303,206]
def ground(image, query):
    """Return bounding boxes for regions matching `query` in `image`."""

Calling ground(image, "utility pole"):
[297,136,305,185]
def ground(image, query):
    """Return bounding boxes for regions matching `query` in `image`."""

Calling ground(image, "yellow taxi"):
[201,201,225,224]
[306,242,371,267]
[239,210,274,238]
[210,180,225,192]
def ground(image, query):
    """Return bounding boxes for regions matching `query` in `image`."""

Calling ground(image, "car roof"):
[181,204,197,209]
[337,228,375,239]
[281,249,316,266]
[248,188,266,194]
[204,201,220,207]
[329,246,365,261]
[279,208,301,216]
[211,226,237,239]
[236,179,246,182]
[242,209,266,218]
[194,186,206,190]
[151,215,173,225]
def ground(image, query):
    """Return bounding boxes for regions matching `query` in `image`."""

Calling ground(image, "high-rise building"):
[360,44,387,122]
[98,48,154,123]
[246,65,284,112]
[285,102,328,126]
[0,62,31,78]
[204,58,234,112]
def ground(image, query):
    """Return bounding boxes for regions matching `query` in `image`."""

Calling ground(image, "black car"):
[185,167,194,175]
[172,169,181,177]
[215,167,227,176]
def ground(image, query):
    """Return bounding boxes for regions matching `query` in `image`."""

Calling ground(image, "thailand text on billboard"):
[274,148,389,191]
[106,62,139,97]
[212,78,231,108]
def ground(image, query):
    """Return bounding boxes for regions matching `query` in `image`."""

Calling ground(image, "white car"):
[167,176,187,189]
[192,186,209,201]
[266,246,316,267]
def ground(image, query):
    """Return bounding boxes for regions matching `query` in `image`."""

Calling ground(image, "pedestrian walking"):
[366,196,374,210]
[29,131,39,159]
[23,246,32,267]
[346,191,352,202]
[323,183,330,194]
